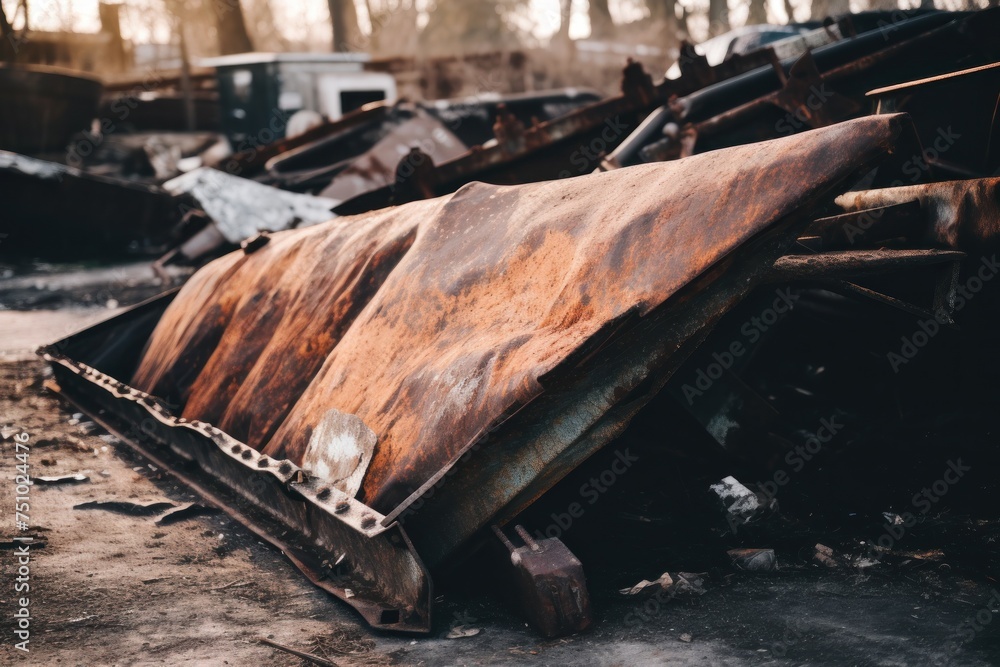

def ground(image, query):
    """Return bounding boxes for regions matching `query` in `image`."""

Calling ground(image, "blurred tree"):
[365,0,421,57]
[811,0,851,19]
[646,0,686,35]
[329,0,360,51]
[748,0,768,23]
[589,0,614,38]
[420,0,525,54]
[0,3,14,62]
[215,0,254,54]
[708,0,729,35]
[244,0,289,51]
[556,0,572,42]
[783,0,797,22]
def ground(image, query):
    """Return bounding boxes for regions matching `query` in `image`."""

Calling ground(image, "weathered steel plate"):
[45,116,909,632]
[131,115,906,516]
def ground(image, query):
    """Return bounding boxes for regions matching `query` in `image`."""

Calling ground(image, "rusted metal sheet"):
[265,91,603,195]
[224,102,392,175]
[129,114,904,516]
[41,339,432,633]
[44,115,909,633]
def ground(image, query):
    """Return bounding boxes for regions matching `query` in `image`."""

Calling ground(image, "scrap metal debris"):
[155,502,220,526]
[444,626,481,640]
[619,572,673,596]
[35,473,90,485]
[43,113,928,633]
[813,544,838,568]
[24,4,1000,642]
[73,501,176,516]
[163,167,339,248]
[710,476,771,528]
[0,150,178,257]
[727,548,778,572]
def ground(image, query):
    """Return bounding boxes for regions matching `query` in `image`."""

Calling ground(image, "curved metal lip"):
[39,344,433,634]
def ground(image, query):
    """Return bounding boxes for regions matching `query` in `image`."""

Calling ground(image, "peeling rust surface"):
[130,115,905,519]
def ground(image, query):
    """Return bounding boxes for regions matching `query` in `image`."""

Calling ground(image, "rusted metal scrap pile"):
[39,7,1000,638]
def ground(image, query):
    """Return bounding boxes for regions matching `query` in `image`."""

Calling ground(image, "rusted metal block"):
[493,525,591,638]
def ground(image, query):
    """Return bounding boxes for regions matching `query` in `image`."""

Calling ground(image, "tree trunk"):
[557,0,572,41]
[588,0,614,39]
[647,0,684,40]
[784,0,796,23]
[0,3,16,62]
[329,0,360,52]
[17,0,27,31]
[748,0,768,24]
[215,0,254,55]
[708,0,729,36]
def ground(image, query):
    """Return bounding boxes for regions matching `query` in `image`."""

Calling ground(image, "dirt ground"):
[3,261,1000,666]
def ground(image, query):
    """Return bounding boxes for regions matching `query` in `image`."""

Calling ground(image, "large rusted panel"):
[131,114,906,519]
